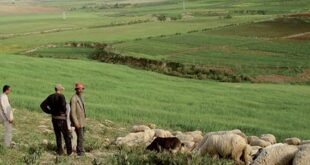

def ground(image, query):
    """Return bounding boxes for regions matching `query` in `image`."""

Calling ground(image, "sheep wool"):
[300,140,310,145]
[250,139,272,148]
[293,144,310,165]
[252,144,299,165]
[132,125,151,133]
[285,137,301,145]
[260,134,276,144]
[197,133,251,165]
[193,129,244,152]
[116,130,155,146]
[153,129,173,138]
[185,131,203,144]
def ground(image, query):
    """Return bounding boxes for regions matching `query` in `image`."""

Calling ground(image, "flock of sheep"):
[115,125,310,165]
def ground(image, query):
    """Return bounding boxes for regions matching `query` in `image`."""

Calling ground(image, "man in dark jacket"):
[40,84,72,155]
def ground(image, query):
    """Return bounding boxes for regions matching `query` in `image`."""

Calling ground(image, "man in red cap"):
[70,82,86,156]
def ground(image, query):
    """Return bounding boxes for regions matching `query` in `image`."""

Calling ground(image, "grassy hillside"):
[0,54,309,140]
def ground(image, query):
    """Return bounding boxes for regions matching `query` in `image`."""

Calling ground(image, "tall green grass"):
[0,54,309,140]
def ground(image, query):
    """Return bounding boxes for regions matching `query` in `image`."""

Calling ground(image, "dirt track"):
[0,5,62,16]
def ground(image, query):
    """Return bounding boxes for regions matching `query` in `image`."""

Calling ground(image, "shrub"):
[23,145,44,164]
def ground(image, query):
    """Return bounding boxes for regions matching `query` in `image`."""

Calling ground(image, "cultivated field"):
[0,0,309,164]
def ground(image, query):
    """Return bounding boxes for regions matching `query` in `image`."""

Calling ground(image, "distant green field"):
[112,17,310,77]
[1,54,310,140]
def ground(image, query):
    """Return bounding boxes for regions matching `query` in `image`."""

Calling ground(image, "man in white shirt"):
[0,85,14,147]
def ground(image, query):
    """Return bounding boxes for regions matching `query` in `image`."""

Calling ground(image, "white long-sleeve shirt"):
[0,93,13,123]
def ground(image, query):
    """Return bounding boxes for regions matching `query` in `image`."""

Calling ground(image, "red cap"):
[75,83,84,89]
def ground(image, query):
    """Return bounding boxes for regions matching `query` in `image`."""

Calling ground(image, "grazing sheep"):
[260,134,276,144]
[250,146,263,161]
[185,131,203,144]
[148,123,156,129]
[146,137,183,153]
[300,140,310,145]
[285,137,301,145]
[196,133,252,165]
[176,133,194,143]
[247,136,260,144]
[153,129,173,138]
[293,144,310,165]
[132,125,150,133]
[193,129,244,152]
[252,143,299,165]
[250,139,271,148]
[116,130,155,146]
[174,132,197,152]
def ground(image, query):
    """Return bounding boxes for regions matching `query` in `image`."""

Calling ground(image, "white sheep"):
[300,140,310,145]
[184,131,203,144]
[193,129,244,152]
[196,132,252,165]
[260,134,276,144]
[284,137,301,145]
[116,130,155,146]
[250,139,271,148]
[293,144,310,165]
[252,143,299,165]
[153,129,173,138]
[247,135,271,147]
[132,125,151,133]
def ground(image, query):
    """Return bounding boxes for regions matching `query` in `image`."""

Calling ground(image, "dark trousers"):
[75,127,85,155]
[52,119,72,155]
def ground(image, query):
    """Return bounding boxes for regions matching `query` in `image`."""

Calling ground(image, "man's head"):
[55,84,65,93]
[75,83,84,95]
[2,85,11,94]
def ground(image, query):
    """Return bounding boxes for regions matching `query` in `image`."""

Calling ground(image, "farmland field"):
[0,0,310,164]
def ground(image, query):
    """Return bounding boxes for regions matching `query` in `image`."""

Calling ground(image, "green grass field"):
[1,54,309,140]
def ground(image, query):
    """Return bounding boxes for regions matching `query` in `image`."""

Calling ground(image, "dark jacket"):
[40,93,67,117]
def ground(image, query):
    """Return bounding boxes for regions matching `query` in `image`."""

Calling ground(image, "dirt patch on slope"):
[287,12,310,18]
[282,32,310,40]
[253,69,310,83]
[0,5,62,16]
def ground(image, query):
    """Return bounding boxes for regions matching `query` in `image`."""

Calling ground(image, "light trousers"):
[2,121,12,147]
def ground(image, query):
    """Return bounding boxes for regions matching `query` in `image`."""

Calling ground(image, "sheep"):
[247,136,260,144]
[300,140,310,145]
[252,143,299,165]
[153,129,173,138]
[193,129,244,152]
[284,137,301,145]
[116,130,155,146]
[174,131,202,152]
[182,141,196,152]
[176,133,194,142]
[146,137,183,153]
[247,135,271,147]
[196,132,252,165]
[250,146,263,161]
[184,131,203,144]
[132,125,150,133]
[148,123,156,129]
[250,139,271,148]
[293,144,310,165]
[260,134,276,144]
